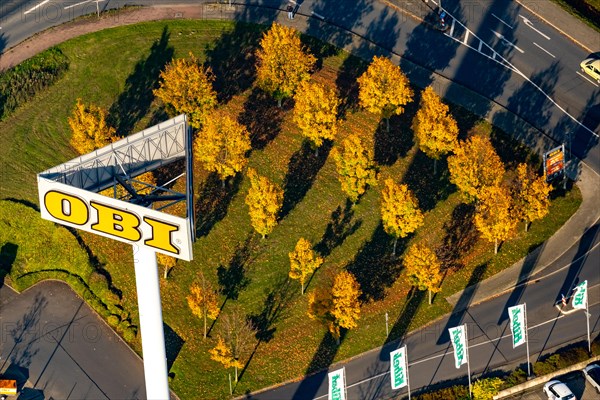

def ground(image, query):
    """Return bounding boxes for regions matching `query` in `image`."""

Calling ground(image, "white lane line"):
[533,42,556,58]
[576,71,600,87]
[449,18,456,36]
[519,15,551,40]
[311,11,324,19]
[24,0,50,15]
[463,29,469,44]
[491,30,524,53]
[64,0,105,10]
[492,13,514,29]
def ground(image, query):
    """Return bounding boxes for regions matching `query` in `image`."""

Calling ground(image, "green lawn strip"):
[0,20,583,398]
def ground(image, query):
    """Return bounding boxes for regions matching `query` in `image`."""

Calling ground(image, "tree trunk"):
[163,265,168,279]
[277,97,282,108]
[301,282,305,295]
[494,239,498,254]
[525,220,529,232]
[393,237,398,256]
[315,146,319,157]
[235,365,238,382]
[428,289,432,305]
[222,178,226,189]
[434,158,438,175]
[386,117,390,132]
[203,309,207,339]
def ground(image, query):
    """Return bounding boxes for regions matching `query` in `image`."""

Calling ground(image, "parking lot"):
[503,370,600,399]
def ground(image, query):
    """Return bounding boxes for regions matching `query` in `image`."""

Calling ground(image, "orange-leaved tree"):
[308,270,361,344]
[403,243,442,304]
[289,237,323,294]
[69,98,117,155]
[153,52,217,129]
[380,179,424,255]
[293,80,340,155]
[187,271,220,339]
[448,134,505,203]
[256,23,316,107]
[474,185,518,254]
[194,112,251,187]
[357,56,414,132]
[411,86,459,174]
[511,163,551,232]
[245,168,284,238]
[332,134,377,203]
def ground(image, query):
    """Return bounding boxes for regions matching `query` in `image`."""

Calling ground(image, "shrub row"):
[0,47,69,120]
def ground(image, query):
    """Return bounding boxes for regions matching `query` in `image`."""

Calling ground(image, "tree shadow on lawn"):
[385,288,425,344]
[402,150,454,213]
[108,26,174,136]
[346,223,405,302]
[217,233,254,303]
[204,22,264,104]
[373,99,418,166]
[334,55,368,118]
[436,203,478,272]
[281,140,331,218]
[195,172,242,238]
[238,87,285,150]
[314,199,362,258]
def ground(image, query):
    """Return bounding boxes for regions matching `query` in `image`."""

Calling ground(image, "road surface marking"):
[449,18,455,36]
[478,40,483,52]
[311,11,324,19]
[492,13,514,29]
[576,71,599,87]
[533,42,555,58]
[519,15,551,40]
[491,30,524,53]
[24,0,51,15]
[463,29,469,44]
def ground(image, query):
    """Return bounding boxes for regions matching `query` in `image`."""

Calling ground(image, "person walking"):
[287,4,294,19]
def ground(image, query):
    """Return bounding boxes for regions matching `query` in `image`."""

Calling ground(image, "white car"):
[543,379,576,400]
[583,363,600,393]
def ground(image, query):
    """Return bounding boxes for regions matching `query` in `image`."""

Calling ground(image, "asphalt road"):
[0,281,146,399]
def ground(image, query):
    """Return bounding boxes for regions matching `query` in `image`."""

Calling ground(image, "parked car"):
[583,362,600,393]
[543,379,576,400]
[580,57,600,83]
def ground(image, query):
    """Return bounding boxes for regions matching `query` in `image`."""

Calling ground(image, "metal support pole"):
[586,301,591,353]
[405,346,411,400]
[524,304,531,376]
[385,312,389,337]
[465,324,471,398]
[134,246,170,400]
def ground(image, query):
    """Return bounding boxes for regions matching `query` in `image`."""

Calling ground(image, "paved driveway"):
[0,281,146,399]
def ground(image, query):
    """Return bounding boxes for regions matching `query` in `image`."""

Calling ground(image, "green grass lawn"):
[0,20,582,399]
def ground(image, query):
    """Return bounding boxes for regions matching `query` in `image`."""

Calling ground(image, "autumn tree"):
[307,271,361,344]
[69,98,117,155]
[474,185,518,254]
[380,179,424,255]
[332,135,377,203]
[448,135,505,203]
[153,52,217,129]
[403,243,442,304]
[289,238,324,294]
[195,112,251,186]
[511,163,551,232]
[211,305,256,382]
[411,86,459,174]
[357,56,414,132]
[293,80,340,155]
[157,253,176,280]
[256,23,316,107]
[187,271,220,339]
[245,168,284,238]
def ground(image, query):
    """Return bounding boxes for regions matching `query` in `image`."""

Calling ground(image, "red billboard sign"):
[544,145,565,182]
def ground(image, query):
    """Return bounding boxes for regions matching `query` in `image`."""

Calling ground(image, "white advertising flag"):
[572,280,588,309]
[508,304,526,348]
[328,368,346,400]
[390,346,408,390]
[448,325,467,369]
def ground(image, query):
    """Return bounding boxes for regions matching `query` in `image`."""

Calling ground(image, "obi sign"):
[38,180,193,261]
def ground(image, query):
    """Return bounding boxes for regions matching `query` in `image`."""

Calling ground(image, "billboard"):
[543,145,565,182]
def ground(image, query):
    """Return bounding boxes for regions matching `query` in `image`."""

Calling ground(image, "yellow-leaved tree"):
[308,270,361,344]
[293,80,340,155]
[448,135,505,203]
[209,336,242,381]
[511,163,551,232]
[357,56,414,132]
[69,98,117,155]
[187,271,220,339]
[157,253,176,280]
[474,185,518,254]
[332,134,377,203]
[245,168,284,238]
[289,238,324,294]
[403,243,442,304]
[411,86,459,174]
[256,23,316,107]
[195,112,251,186]
[153,52,217,129]
[380,179,424,255]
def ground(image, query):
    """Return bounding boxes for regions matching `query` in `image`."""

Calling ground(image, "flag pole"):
[405,346,411,400]
[465,324,471,398]
[586,297,591,353]
[524,304,531,376]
